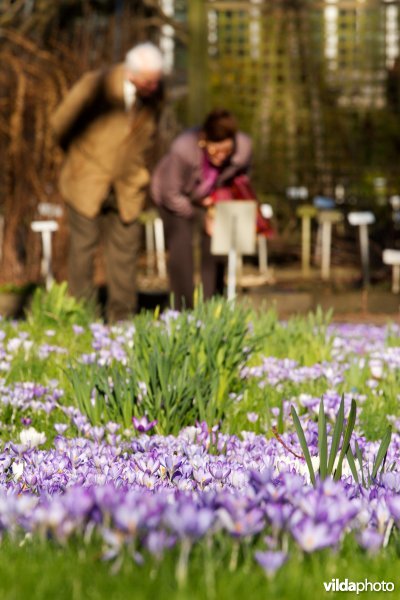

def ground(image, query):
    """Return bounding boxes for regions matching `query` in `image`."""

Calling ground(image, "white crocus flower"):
[19,427,46,449]
[12,462,24,481]
[311,456,320,472]
[332,455,352,478]
[369,359,384,379]
[275,455,320,484]
[296,456,320,483]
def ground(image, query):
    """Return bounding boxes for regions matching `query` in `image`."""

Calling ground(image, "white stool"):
[383,249,400,293]
[316,210,343,280]
[348,211,375,287]
[31,220,58,290]
[257,204,273,274]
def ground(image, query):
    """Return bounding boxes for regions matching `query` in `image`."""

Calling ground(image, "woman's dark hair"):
[201,109,237,142]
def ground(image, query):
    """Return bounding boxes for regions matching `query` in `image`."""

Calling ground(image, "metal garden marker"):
[37,202,63,219]
[313,196,336,270]
[383,249,400,293]
[286,186,308,202]
[31,220,58,290]
[145,219,155,276]
[141,211,167,278]
[257,203,273,274]
[317,210,343,280]
[296,204,317,276]
[154,217,167,279]
[348,212,375,288]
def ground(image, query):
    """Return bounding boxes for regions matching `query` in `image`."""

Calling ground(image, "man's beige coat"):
[51,64,157,223]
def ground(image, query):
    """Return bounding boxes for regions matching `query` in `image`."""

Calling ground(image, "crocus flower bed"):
[0,287,399,599]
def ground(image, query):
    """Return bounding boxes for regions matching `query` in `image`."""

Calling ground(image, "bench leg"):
[154,217,167,279]
[227,249,238,302]
[314,223,322,266]
[393,265,400,293]
[258,235,268,273]
[301,216,311,276]
[321,222,332,280]
[359,224,370,287]
[41,231,54,291]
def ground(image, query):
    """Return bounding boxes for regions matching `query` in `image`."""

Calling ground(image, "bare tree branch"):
[142,0,188,43]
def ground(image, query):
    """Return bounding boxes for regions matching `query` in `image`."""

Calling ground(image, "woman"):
[151,109,252,309]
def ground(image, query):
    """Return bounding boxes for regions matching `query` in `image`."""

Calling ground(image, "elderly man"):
[51,43,164,322]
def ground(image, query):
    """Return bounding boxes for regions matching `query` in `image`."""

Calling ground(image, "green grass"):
[1,284,400,441]
[251,305,334,365]
[0,536,398,600]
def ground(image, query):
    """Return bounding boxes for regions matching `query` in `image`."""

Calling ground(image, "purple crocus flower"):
[265,503,294,531]
[208,461,231,481]
[62,487,95,519]
[145,530,177,560]
[218,507,265,537]
[357,528,384,553]
[247,412,259,423]
[386,495,400,521]
[132,416,157,433]
[192,468,212,489]
[381,473,400,493]
[164,502,213,540]
[249,467,274,492]
[106,422,120,435]
[135,456,160,476]
[291,519,339,552]
[255,550,288,577]
[54,423,68,435]
[159,456,183,481]
[92,426,105,440]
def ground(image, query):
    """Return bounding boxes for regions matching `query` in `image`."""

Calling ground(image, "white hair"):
[125,43,164,74]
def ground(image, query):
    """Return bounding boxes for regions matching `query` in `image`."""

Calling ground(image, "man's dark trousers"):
[67,204,140,323]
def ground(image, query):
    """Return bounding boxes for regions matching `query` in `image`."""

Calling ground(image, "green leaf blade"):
[291,405,316,486]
